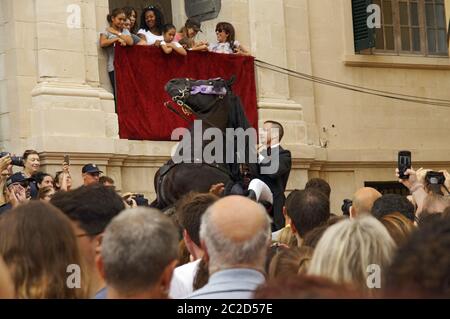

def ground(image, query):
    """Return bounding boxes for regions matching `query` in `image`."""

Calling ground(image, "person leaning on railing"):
[99,8,134,99]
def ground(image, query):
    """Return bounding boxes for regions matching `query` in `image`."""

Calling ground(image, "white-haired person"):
[187,196,271,299]
[97,207,179,299]
[307,215,396,295]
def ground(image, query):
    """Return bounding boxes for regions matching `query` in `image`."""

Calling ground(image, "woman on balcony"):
[137,6,165,47]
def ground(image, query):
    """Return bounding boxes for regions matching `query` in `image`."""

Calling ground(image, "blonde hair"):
[268,246,313,279]
[308,216,396,292]
[276,225,298,247]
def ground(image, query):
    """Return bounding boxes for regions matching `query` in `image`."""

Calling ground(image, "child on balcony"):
[160,24,187,56]
[99,8,134,98]
[209,22,250,55]
[176,19,208,51]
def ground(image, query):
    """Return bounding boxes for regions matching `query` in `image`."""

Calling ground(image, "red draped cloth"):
[114,46,258,141]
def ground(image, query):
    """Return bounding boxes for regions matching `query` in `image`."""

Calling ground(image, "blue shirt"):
[0,203,12,215]
[186,268,265,299]
[94,287,107,299]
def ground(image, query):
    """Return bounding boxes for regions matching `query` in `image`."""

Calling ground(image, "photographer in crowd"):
[1,152,37,214]
[396,167,450,221]
[0,155,13,214]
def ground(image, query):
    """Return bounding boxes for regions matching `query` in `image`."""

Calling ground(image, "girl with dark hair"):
[100,8,134,98]
[122,6,145,45]
[122,6,138,34]
[161,24,187,56]
[137,6,164,46]
[209,22,249,55]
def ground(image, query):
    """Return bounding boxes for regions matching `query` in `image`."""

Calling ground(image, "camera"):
[425,171,445,185]
[122,193,149,207]
[425,171,447,195]
[0,152,24,167]
[341,199,352,216]
[134,194,149,207]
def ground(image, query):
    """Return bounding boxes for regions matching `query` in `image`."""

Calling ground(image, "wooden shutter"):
[352,0,376,52]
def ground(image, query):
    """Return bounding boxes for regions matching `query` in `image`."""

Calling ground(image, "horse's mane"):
[227,93,252,130]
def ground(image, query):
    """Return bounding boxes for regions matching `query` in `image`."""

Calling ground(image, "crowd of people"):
[1,117,450,299]
[100,6,250,99]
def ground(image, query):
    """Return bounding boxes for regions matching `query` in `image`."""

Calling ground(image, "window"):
[352,0,448,56]
[364,181,410,196]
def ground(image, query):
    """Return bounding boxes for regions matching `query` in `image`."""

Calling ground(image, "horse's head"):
[165,76,236,115]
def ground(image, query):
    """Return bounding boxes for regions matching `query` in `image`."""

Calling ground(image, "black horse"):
[150,77,257,210]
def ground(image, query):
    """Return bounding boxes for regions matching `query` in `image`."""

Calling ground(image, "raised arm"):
[396,168,427,220]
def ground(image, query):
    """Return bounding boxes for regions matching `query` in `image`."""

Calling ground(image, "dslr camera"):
[0,152,24,167]
[341,199,352,216]
[425,171,445,185]
[425,171,447,195]
[122,193,149,207]
[134,194,149,207]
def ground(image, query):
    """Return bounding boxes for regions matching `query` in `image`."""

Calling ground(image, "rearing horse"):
[150,76,257,211]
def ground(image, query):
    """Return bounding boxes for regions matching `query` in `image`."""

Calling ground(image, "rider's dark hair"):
[264,120,284,141]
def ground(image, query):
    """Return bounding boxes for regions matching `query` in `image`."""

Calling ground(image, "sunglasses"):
[216,29,226,33]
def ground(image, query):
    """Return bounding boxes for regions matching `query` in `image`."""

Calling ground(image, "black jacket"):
[256,146,292,230]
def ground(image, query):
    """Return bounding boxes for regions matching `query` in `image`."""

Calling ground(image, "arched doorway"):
[108,0,173,24]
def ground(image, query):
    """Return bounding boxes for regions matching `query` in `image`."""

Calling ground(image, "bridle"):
[164,78,228,127]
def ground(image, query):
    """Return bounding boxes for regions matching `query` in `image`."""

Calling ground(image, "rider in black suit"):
[256,121,292,231]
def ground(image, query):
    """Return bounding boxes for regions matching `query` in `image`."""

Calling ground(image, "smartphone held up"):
[398,151,411,180]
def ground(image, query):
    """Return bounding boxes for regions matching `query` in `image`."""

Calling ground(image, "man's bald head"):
[351,187,382,218]
[208,196,268,242]
[200,196,271,272]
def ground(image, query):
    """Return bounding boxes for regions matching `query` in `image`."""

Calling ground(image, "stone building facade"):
[1,0,449,213]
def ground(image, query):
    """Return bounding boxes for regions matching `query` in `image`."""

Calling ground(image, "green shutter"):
[352,0,376,52]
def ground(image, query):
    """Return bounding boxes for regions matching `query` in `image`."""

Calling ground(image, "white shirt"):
[169,259,201,299]
[137,29,163,45]
[209,41,241,54]
[161,41,183,48]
